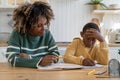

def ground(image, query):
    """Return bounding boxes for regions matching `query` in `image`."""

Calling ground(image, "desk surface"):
[0,42,120,47]
[0,63,119,80]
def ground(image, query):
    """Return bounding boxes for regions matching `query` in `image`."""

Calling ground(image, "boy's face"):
[80,28,96,48]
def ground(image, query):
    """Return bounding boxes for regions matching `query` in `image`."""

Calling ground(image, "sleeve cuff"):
[100,42,108,48]
[79,56,85,65]
[36,57,43,68]
[29,55,32,59]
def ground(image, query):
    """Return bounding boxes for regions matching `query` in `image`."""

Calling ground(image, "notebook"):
[38,63,83,70]
[38,63,103,70]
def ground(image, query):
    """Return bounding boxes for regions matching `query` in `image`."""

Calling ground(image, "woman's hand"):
[39,55,58,66]
[82,58,95,66]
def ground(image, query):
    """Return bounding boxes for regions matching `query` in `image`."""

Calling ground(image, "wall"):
[0,0,49,42]
[0,0,120,62]
[0,0,120,42]
[49,0,100,42]
[100,0,120,43]
[49,0,120,42]
[0,9,13,42]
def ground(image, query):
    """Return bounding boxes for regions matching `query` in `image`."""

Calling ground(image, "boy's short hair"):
[82,23,100,33]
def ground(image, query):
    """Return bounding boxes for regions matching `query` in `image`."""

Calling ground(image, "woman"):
[6,1,59,68]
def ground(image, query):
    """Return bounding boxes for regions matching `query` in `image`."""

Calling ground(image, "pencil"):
[96,76,110,78]
[58,56,64,58]
[87,69,96,75]
[56,56,64,59]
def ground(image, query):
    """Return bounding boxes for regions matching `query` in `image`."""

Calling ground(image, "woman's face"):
[29,16,47,36]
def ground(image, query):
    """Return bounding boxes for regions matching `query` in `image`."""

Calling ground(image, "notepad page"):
[83,64,103,69]
[38,63,83,70]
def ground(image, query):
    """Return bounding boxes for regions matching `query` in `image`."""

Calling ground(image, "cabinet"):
[58,46,66,62]
[93,10,120,15]
[109,47,120,62]
[0,47,7,62]
[1,46,120,62]
[0,46,67,62]
[93,10,120,43]
[58,46,120,63]
[0,0,49,8]
[115,33,120,42]
[7,0,43,5]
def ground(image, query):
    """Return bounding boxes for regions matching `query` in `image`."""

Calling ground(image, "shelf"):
[116,33,120,35]
[0,5,18,9]
[93,9,120,14]
[0,5,19,11]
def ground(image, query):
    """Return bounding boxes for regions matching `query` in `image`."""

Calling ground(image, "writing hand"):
[39,55,58,66]
[82,58,95,66]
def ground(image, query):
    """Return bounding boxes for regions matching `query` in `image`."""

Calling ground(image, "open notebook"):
[38,63,83,70]
[38,63,103,70]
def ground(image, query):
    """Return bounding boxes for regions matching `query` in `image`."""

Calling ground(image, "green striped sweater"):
[6,29,59,68]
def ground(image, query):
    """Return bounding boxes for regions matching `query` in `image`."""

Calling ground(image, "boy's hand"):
[82,58,95,66]
[39,55,58,66]
[85,28,105,42]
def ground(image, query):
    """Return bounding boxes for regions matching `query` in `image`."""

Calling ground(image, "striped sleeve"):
[46,29,59,56]
[6,30,41,68]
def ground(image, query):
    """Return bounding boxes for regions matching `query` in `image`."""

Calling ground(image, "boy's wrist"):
[98,37,105,42]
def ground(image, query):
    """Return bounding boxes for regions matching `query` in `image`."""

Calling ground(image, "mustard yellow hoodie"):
[63,38,109,65]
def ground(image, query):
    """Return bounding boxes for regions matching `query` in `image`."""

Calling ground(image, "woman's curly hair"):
[13,1,54,34]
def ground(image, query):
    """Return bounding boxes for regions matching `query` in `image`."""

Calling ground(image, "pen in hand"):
[53,56,64,63]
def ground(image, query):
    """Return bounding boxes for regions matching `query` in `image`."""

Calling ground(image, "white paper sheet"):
[83,64,103,69]
[38,63,103,70]
[38,63,83,70]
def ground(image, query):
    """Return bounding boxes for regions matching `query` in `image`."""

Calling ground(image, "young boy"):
[63,23,109,66]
